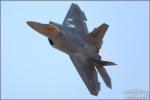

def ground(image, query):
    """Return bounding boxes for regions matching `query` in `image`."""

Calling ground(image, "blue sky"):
[1,1,149,99]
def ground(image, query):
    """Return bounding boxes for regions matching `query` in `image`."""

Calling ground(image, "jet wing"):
[63,3,88,37]
[70,54,100,96]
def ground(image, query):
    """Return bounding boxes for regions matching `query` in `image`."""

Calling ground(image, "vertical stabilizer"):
[87,23,109,52]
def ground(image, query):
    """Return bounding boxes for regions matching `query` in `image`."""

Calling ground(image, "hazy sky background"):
[1,1,149,99]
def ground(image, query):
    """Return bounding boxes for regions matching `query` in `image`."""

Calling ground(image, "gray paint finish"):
[27,3,116,96]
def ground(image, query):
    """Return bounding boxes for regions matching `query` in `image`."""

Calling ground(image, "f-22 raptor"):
[27,3,116,96]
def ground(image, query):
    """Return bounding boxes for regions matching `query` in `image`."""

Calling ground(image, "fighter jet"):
[27,3,116,96]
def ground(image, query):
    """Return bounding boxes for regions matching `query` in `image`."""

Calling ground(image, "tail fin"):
[93,60,117,66]
[91,60,116,89]
[98,60,117,66]
[86,23,109,51]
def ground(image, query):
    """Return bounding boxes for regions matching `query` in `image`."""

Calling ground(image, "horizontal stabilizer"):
[91,59,116,88]
[96,66,112,89]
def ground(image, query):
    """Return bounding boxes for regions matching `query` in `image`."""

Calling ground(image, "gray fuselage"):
[50,25,99,61]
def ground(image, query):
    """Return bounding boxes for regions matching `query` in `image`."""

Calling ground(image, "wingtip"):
[89,84,100,96]
[102,23,109,27]
[71,3,78,7]
[90,90,99,96]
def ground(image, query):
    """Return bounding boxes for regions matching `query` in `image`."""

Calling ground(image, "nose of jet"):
[26,21,60,37]
[26,21,39,28]
[27,21,33,26]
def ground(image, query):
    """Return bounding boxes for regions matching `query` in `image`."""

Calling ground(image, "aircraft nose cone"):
[26,21,43,30]
[26,21,36,27]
